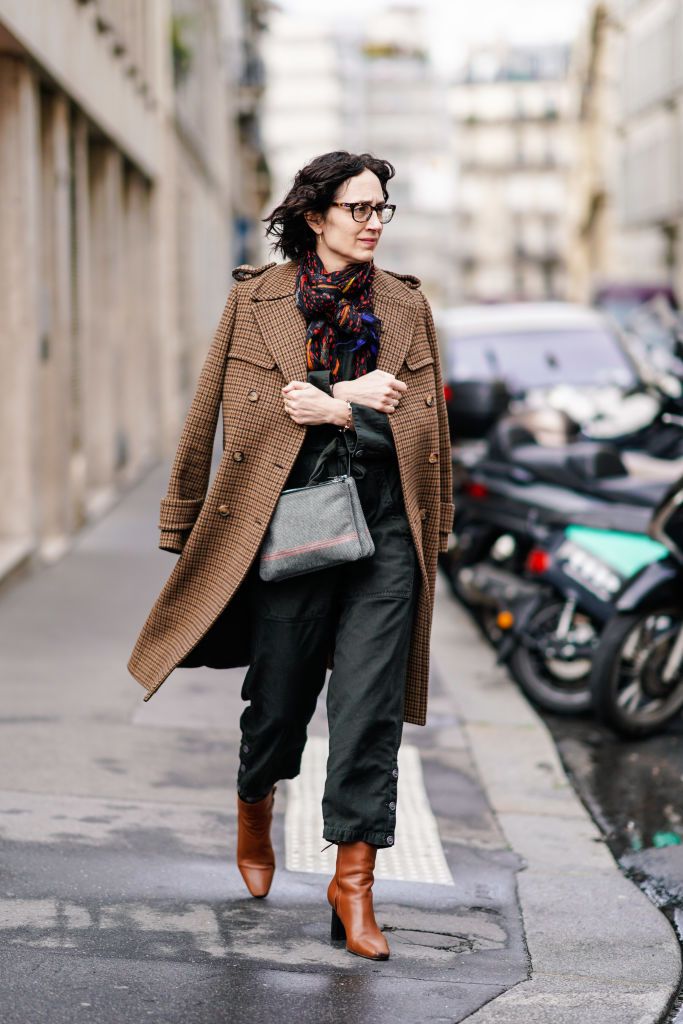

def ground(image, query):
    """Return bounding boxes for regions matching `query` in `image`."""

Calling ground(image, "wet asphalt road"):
[540,710,683,1019]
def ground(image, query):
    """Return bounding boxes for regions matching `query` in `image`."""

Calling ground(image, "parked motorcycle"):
[445,419,672,714]
[590,477,683,738]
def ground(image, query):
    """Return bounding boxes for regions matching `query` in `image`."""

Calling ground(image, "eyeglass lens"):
[352,204,394,223]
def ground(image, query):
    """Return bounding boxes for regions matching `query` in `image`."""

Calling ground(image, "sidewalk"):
[0,462,679,1023]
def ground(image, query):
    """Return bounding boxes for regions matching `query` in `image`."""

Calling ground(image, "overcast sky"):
[274,0,594,75]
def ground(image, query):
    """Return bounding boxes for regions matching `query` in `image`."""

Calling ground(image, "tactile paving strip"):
[285,737,454,885]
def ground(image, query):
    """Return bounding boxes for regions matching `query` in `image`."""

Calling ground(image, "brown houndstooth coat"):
[127,259,454,726]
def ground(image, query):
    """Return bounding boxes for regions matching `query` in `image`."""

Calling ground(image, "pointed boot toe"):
[238,865,274,899]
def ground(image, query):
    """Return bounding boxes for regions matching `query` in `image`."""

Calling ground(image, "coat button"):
[428,452,438,464]
[425,395,434,406]
[218,504,230,517]
[419,509,427,521]
[386,835,394,845]
[392,767,398,779]
[242,743,250,753]
[389,801,396,811]
[247,390,259,402]
[233,450,245,462]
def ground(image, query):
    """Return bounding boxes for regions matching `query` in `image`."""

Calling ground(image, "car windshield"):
[446,328,636,392]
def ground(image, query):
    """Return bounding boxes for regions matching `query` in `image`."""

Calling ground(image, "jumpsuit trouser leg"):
[236,453,419,848]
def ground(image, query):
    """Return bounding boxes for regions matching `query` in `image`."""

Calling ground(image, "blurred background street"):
[4,0,683,1021]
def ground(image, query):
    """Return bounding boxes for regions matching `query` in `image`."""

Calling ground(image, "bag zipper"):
[282,473,350,493]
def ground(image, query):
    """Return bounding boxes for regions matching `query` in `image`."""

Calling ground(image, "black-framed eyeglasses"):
[330,201,396,224]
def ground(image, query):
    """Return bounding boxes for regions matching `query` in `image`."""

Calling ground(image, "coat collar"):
[251,258,421,306]
[250,259,421,383]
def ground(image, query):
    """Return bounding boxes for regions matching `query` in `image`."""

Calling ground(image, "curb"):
[432,576,681,1023]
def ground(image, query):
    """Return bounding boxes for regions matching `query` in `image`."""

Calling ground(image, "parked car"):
[434,303,638,441]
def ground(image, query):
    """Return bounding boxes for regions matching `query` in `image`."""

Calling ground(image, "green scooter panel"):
[565,525,668,578]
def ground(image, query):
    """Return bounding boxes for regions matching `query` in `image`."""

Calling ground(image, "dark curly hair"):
[262,151,396,261]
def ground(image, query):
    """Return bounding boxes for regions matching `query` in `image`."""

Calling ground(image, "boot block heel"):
[330,908,346,943]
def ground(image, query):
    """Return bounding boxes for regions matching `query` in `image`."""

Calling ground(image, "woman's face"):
[305,168,385,273]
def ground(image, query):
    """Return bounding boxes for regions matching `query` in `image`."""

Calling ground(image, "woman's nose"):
[367,209,383,229]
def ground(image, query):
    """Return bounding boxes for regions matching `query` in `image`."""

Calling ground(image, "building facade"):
[361,8,459,303]
[259,5,458,305]
[618,0,683,291]
[0,0,268,577]
[566,3,625,304]
[449,45,575,303]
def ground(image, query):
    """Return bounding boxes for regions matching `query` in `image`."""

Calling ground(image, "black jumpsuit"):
[237,350,419,848]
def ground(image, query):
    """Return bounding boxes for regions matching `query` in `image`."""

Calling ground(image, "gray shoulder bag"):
[259,433,375,582]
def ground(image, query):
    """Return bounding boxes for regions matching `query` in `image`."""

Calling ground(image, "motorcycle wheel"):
[508,600,596,715]
[590,605,683,738]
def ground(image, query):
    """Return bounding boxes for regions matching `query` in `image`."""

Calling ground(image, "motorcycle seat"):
[511,441,628,488]
[589,476,671,507]
[486,416,667,506]
[488,419,628,480]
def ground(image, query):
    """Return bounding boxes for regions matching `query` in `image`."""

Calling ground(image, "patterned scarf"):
[295,249,382,383]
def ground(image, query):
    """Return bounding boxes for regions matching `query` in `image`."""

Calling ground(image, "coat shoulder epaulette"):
[383,268,422,290]
[232,262,277,282]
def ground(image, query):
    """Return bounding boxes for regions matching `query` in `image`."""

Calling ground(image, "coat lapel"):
[373,269,420,377]
[250,259,420,382]
[251,262,308,383]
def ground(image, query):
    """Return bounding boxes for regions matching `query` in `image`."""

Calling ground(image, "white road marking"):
[284,738,454,885]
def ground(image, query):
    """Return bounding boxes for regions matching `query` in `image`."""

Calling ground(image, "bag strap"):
[306,432,355,486]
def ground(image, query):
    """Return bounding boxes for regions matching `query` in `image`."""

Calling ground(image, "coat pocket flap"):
[158,496,205,531]
[226,343,277,369]
[405,341,434,370]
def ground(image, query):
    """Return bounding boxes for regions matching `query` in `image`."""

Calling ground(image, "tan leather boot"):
[327,840,389,960]
[236,787,276,898]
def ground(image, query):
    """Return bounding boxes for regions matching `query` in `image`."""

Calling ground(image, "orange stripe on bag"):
[260,533,359,561]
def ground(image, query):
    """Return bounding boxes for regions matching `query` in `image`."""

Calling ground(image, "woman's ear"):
[304,210,323,236]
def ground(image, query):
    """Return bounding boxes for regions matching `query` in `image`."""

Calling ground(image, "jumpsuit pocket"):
[375,464,404,514]
[376,466,412,538]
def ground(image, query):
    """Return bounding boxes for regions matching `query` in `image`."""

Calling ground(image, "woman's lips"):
[358,238,378,246]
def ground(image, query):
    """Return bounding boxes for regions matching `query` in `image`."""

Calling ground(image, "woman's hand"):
[282,381,348,426]
[332,370,407,413]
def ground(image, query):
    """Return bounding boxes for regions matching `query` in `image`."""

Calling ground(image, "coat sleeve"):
[158,286,238,553]
[420,292,454,552]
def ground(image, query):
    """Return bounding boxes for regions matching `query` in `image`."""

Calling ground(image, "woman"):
[127,151,454,962]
